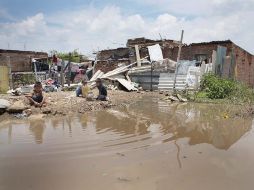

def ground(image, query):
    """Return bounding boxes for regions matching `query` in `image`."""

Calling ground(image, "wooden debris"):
[176,94,188,102]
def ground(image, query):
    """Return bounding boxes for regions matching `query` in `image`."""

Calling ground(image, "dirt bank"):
[0,90,164,120]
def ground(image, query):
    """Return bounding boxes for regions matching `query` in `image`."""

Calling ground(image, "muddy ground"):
[1,89,253,122]
[0,90,165,121]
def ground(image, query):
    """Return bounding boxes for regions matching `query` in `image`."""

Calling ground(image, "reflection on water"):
[0,97,253,190]
[0,98,252,149]
[29,119,45,144]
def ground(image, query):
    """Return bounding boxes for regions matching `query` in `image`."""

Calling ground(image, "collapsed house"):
[94,38,254,91]
[1,37,253,93]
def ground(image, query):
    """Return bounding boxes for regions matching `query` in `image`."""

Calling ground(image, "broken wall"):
[0,50,48,72]
[171,41,233,62]
[233,44,254,87]
[97,48,130,61]
[95,60,130,73]
[127,37,179,61]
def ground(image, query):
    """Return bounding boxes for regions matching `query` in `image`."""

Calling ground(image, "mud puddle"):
[0,97,254,190]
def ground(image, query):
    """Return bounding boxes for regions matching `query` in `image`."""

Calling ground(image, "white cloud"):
[0,2,253,55]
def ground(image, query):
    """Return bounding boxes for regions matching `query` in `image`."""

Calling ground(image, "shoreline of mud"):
[1,89,254,122]
[0,90,165,121]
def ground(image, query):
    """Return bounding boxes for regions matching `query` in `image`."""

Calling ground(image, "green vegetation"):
[195,74,254,104]
[50,50,88,63]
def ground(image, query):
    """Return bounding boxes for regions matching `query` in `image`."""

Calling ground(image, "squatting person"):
[95,78,108,101]
[25,81,46,107]
[76,79,90,98]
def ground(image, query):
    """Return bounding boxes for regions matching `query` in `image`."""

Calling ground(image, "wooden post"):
[135,45,141,67]
[7,56,13,90]
[173,30,184,93]
[150,62,153,91]
[68,53,71,87]
[61,60,65,87]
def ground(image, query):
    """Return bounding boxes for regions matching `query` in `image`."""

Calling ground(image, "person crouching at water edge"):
[95,78,108,101]
[76,79,90,98]
[25,81,46,107]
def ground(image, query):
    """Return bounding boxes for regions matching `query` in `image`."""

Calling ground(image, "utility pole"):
[173,30,184,93]
[159,33,163,41]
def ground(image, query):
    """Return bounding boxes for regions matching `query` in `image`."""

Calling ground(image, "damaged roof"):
[0,49,48,55]
[188,40,233,46]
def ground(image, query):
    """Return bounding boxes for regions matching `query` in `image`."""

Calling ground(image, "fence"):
[11,72,48,89]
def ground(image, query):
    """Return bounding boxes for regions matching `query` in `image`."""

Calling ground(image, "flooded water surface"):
[0,97,254,190]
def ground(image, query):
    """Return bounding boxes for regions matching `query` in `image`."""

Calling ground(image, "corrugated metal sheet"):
[216,46,227,76]
[0,66,9,93]
[116,78,137,91]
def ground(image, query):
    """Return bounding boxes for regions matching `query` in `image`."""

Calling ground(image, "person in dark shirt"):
[95,78,107,101]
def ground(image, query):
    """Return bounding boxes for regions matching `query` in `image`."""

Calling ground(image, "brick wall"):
[97,48,130,61]
[168,41,254,87]
[0,50,48,72]
[96,39,254,86]
[233,45,254,87]
[95,60,130,73]
[170,41,233,61]
[96,47,132,73]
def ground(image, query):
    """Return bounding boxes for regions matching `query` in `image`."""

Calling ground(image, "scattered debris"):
[0,99,10,114]
[41,107,51,114]
[117,177,131,182]
[116,152,125,157]
[168,95,179,102]
[0,99,10,109]
[176,94,188,102]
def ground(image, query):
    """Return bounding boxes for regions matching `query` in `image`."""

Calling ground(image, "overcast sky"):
[0,0,253,57]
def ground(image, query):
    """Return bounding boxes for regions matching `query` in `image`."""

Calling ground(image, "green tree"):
[50,49,88,63]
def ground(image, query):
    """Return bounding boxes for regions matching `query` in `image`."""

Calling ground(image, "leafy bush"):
[200,74,236,99]
[229,82,254,103]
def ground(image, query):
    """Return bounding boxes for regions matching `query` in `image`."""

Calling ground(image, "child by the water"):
[76,79,90,98]
[26,81,46,107]
[95,78,108,101]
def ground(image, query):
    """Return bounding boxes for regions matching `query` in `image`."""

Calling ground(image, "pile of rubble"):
[0,98,29,117]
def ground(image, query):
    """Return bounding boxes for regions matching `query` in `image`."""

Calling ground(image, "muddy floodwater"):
[0,97,254,190]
